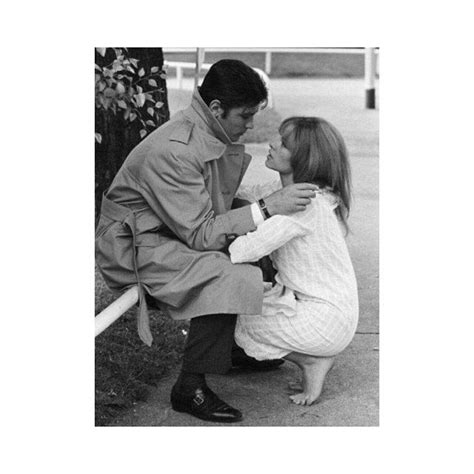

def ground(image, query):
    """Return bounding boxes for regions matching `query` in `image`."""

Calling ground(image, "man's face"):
[216,105,259,142]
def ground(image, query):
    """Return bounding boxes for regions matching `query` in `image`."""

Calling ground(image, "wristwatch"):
[258,198,271,219]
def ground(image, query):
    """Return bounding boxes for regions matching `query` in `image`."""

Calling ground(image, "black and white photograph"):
[3,2,473,473]
[94,47,379,427]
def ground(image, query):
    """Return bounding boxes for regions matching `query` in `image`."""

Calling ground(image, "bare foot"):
[287,380,303,392]
[284,353,335,406]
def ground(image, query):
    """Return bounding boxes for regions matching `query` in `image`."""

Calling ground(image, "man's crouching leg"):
[171,313,243,423]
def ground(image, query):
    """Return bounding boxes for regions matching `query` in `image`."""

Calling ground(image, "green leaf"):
[136,85,143,94]
[130,58,138,68]
[104,87,115,98]
[160,73,167,79]
[117,100,127,109]
[151,66,159,73]
[148,79,158,87]
[147,107,154,116]
[124,108,131,120]
[146,120,155,127]
[95,133,102,143]
[112,59,123,72]
[96,48,107,57]
[116,82,126,94]
[130,112,137,122]
[140,129,147,139]
[135,93,146,107]
[138,68,145,77]
[155,101,164,108]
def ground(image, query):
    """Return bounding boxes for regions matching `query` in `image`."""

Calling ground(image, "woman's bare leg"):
[284,352,335,405]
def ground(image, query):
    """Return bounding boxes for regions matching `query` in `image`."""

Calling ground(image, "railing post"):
[265,51,272,75]
[365,47,377,109]
[194,48,205,90]
[176,66,183,90]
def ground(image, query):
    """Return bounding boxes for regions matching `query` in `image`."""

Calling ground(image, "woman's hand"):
[264,183,317,216]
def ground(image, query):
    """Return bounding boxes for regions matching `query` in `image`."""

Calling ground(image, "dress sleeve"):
[229,214,311,263]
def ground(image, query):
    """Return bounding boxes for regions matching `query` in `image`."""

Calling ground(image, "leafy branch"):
[95,48,167,142]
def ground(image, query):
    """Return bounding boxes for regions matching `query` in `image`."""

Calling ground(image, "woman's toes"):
[290,392,318,406]
[290,393,306,405]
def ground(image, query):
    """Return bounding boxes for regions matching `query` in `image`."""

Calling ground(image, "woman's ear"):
[209,99,224,119]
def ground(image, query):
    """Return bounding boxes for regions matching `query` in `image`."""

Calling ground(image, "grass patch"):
[95,269,189,426]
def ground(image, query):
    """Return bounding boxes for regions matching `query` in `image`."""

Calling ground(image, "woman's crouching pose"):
[229,116,359,405]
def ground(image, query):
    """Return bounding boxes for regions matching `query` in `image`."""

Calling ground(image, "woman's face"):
[266,129,293,174]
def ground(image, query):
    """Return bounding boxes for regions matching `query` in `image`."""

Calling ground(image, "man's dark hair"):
[199,59,268,115]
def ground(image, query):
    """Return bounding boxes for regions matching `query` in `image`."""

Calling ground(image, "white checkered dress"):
[229,183,359,360]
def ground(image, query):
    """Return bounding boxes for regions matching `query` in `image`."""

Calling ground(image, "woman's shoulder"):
[314,187,341,211]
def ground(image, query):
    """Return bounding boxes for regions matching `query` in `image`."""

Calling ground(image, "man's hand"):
[264,183,318,216]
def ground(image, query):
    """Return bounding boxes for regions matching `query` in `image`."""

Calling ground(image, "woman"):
[229,117,359,406]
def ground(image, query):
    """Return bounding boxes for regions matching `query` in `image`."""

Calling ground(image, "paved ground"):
[110,78,379,426]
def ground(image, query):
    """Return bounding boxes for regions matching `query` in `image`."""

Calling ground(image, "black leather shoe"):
[170,384,243,423]
[231,353,285,372]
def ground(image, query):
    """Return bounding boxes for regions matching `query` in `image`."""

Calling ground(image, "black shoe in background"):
[230,346,284,372]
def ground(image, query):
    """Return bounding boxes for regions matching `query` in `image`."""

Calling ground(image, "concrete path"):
[110,78,379,426]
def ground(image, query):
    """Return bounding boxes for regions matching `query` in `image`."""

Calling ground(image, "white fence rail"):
[95,286,139,337]
[164,60,211,90]
[163,47,379,75]
[164,47,378,108]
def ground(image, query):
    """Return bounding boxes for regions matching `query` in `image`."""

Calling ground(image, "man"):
[96,59,317,423]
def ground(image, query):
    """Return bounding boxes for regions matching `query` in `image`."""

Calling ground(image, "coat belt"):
[100,194,153,346]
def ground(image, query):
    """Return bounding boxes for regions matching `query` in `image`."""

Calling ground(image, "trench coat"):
[95,90,264,345]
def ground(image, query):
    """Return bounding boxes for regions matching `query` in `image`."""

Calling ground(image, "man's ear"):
[209,99,224,118]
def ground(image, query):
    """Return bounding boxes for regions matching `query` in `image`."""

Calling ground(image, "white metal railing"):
[164,60,211,89]
[164,48,378,108]
[163,47,379,75]
[95,286,139,337]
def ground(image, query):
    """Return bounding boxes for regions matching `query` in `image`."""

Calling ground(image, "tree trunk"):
[95,48,170,221]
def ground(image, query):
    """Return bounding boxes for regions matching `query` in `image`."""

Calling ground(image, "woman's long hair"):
[279,116,352,232]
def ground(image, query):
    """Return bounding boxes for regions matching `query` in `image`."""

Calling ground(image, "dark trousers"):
[180,256,276,375]
[182,313,237,375]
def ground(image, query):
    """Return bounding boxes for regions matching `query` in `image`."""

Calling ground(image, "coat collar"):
[178,89,246,163]
[186,88,233,146]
